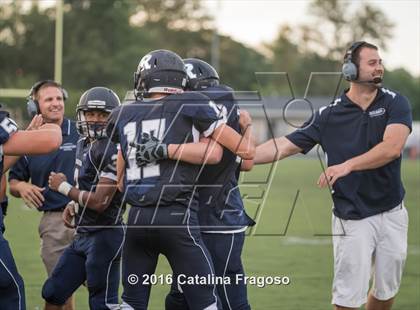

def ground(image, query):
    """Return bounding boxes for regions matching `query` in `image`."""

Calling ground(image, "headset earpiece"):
[342,41,366,81]
[26,80,68,118]
[26,98,40,118]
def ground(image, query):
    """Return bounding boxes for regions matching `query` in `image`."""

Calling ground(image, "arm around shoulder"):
[168,137,223,165]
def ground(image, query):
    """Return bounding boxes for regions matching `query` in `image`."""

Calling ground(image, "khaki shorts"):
[331,203,408,308]
[38,211,75,276]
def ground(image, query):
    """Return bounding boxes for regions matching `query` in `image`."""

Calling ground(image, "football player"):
[0,109,62,310]
[42,87,125,310]
[107,49,255,310]
[153,58,254,310]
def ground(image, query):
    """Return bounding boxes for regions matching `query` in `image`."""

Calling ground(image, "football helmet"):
[76,87,120,139]
[133,49,187,98]
[183,58,219,90]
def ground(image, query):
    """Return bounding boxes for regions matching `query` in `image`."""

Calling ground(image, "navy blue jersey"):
[106,92,224,209]
[0,111,18,232]
[286,88,412,220]
[9,119,79,211]
[197,85,255,231]
[74,137,124,232]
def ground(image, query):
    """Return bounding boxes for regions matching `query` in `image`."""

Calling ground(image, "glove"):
[1,196,8,216]
[130,132,168,167]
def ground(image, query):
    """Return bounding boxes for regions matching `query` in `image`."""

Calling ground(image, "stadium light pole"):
[211,0,221,73]
[54,0,64,84]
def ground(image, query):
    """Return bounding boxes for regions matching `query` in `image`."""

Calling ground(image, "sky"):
[29,0,420,76]
[204,0,420,76]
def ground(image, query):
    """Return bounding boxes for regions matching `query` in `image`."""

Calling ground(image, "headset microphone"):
[353,77,383,84]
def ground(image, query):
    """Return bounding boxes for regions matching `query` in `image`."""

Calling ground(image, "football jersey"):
[196,85,255,232]
[106,91,225,209]
[74,137,124,233]
[0,111,18,232]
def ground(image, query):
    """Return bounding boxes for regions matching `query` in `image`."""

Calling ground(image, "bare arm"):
[49,172,118,213]
[167,110,255,164]
[3,156,19,174]
[3,124,62,156]
[0,175,6,201]
[167,137,223,165]
[117,149,125,193]
[2,115,50,173]
[241,159,254,171]
[9,179,45,208]
[348,124,409,170]
[318,124,410,187]
[254,137,303,164]
[6,123,61,207]
[8,179,22,198]
[210,110,256,160]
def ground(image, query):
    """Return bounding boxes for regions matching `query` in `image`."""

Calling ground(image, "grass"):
[4,159,419,310]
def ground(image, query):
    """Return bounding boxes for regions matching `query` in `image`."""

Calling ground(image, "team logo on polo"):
[60,143,77,151]
[369,108,386,118]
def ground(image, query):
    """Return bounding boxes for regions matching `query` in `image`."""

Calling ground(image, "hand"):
[48,172,68,191]
[26,114,44,131]
[129,132,168,167]
[317,162,352,188]
[16,182,45,209]
[239,109,252,132]
[62,201,76,228]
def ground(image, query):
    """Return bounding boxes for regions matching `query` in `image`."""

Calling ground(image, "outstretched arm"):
[254,137,303,164]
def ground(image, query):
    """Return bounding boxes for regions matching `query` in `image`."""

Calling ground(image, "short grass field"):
[4,159,419,310]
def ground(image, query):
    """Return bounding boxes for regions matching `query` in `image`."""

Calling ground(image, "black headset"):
[27,80,68,118]
[341,41,366,81]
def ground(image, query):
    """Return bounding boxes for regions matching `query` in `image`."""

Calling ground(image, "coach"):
[8,80,79,310]
[254,41,412,310]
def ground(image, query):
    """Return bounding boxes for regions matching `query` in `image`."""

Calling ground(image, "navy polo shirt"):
[9,118,79,211]
[286,88,412,220]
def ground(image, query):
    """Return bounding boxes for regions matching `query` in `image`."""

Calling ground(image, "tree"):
[129,0,211,31]
[307,0,394,60]
[0,2,56,88]
[385,69,420,120]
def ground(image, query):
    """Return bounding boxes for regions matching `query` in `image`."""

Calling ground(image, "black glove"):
[130,132,168,167]
[1,196,8,216]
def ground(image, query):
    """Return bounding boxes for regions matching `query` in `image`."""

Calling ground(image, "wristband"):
[78,190,86,207]
[57,181,72,196]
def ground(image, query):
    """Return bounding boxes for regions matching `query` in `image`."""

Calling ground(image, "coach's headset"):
[27,80,68,118]
[341,41,366,81]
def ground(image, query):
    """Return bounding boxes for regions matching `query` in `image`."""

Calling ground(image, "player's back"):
[197,85,255,231]
[199,84,240,183]
[108,91,221,209]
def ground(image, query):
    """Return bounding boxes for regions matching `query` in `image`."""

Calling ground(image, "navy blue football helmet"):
[77,87,120,139]
[183,58,220,90]
[134,49,187,98]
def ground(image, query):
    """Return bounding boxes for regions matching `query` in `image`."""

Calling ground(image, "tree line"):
[0,0,418,120]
